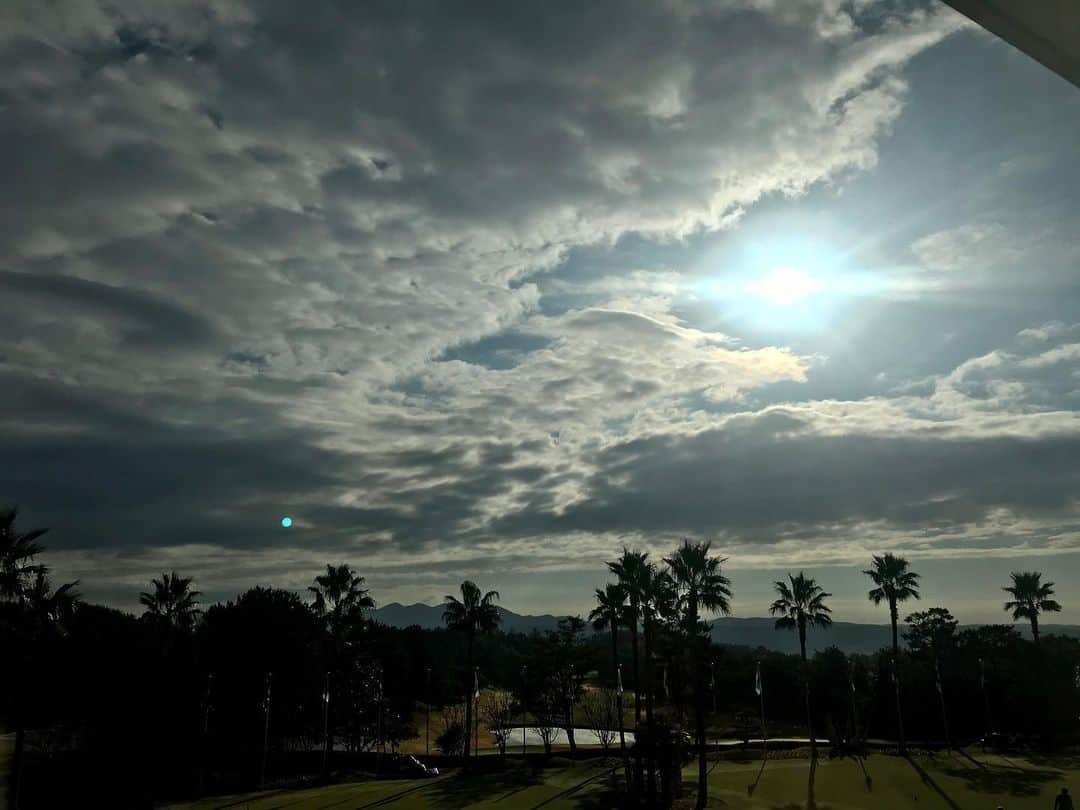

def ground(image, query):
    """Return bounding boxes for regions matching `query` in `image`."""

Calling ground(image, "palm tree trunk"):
[1031,613,1040,645]
[890,600,906,755]
[629,613,641,724]
[800,625,816,758]
[611,626,628,759]
[693,606,707,810]
[463,633,473,763]
[613,626,630,794]
[11,721,24,810]
[644,613,657,808]
[629,612,643,800]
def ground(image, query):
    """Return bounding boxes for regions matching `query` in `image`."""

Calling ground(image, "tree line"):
[4,506,1080,809]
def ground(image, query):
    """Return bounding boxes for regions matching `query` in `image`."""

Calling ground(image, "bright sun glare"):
[746,267,825,306]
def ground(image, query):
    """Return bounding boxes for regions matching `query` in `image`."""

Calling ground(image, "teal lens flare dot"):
[281,516,292,528]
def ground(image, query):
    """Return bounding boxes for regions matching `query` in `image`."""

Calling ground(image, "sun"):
[746,267,825,306]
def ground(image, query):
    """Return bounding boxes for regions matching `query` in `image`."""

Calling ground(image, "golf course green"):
[166,748,1080,809]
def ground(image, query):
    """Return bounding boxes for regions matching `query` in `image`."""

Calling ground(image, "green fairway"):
[0,733,12,794]
[166,757,619,809]
[165,750,1080,808]
[708,748,1078,809]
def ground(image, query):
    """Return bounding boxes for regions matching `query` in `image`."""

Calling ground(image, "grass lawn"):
[0,733,12,793]
[164,749,1080,808]
[707,748,1078,809]
[165,757,618,809]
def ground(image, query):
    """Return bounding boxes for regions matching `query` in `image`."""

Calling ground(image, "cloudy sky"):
[3,1,1079,623]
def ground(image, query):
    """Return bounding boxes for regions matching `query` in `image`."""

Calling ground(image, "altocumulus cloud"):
[9,0,1075,609]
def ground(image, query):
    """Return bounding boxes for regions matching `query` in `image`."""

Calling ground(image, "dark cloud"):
[511,414,1080,538]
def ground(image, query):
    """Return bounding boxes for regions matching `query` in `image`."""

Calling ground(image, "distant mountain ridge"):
[372,602,565,634]
[370,602,1080,654]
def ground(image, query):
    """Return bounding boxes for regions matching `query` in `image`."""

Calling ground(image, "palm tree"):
[308,563,375,638]
[639,564,674,806]
[308,564,374,769]
[607,549,647,725]
[770,572,831,757]
[0,506,47,601]
[1003,571,1061,645]
[607,549,648,800]
[443,581,500,762]
[23,568,81,629]
[589,583,629,762]
[865,553,919,753]
[0,509,78,810]
[665,540,732,810]
[139,571,202,631]
[12,568,81,810]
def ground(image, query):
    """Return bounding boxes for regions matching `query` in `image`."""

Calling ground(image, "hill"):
[371,603,1080,653]
[372,602,565,634]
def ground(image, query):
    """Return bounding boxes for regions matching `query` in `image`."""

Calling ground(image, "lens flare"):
[745,267,824,305]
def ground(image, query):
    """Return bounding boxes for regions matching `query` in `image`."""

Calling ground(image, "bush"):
[435,722,466,757]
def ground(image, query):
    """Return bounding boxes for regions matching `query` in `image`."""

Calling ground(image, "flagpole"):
[199,672,213,797]
[848,661,859,749]
[568,663,576,760]
[709,660,716,755]
[521,665,528,756]
[979,658,993,743]
[935,657,951,750]
[260,671,272,788]
[617,663,626,756]
[425,666,431,760]
[710,660,717,714]
[755,661,767,758]
[321,671,330,777]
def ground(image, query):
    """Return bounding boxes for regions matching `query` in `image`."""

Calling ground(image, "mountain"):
[372,602,564,634]
[708,617,893,655]
[371,603,1080,653]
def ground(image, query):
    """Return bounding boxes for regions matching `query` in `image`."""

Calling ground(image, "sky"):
[2,1,1079,624]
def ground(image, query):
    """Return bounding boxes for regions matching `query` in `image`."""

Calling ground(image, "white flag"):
[474,668,480,700]
[754,661,762,697]
[616,664,624,697]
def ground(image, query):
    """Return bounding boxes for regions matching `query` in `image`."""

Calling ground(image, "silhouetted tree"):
[0,506,47,602]
[865,553,919,753]
[548,616,587,755]
[442,580,500,762]
[589,582,629,766]
[0,509,79,810]
[771,572,832,757]
[140,571,202,631]
[905,607,957,747]
[1003,571,1061,646]
[608,548,649,799]
[665,540,732,809]
[635,562,674,805]
[308,564,375,641]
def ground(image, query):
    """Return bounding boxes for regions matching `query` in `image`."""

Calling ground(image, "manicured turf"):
[167,757,618,809]
[709,748,1078,809]
[167,749,1080,808]
[0,733,12,792]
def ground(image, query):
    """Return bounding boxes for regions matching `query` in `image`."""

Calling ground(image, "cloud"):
[0,0,1006,606]
[910,220,1080,289]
